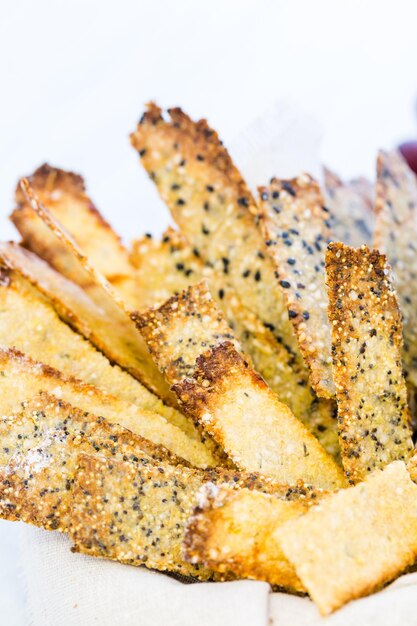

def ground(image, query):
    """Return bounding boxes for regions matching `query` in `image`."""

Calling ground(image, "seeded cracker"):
[69,453,310,579]
[0,393,179,530]
[276,462,417,615]
[3,197,173,405]
[174,342,346,489]
[0,267,208,448]
[323,167,374,247]
[12,164,139,307]
[130,232,340,459]
[184,486,323,592]
[0,348,215,468]
[326,243,413,483]
[134,282,240,386]
[374,150,417,386]
[259,174,335,398]
[130,104,306,380]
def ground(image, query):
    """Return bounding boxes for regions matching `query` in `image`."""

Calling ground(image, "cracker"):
[69,453,309,579]
[276,461,417,615]
[323,166,374,246]
[0,347,216,468]
[174,342,346,489]
[0,393,178,531]
[0,193,173,402]
[12,164,139,305]
[184,486,316,592]
[374,150,417,386]
[134,282,240,386]
[0,267,206,445]
[258,174,334,398]
[131,234,339,459]
[130,104,305,379]
[326,243,413,483]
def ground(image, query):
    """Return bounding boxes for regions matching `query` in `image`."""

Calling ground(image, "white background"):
[1,1,417,622]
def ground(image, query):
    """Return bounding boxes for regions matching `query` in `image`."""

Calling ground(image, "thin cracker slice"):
[134,282,240,386]
[276,461,417,615]
[12,164,139,305]
[0,347,215,468]
[323,166,374,246]
[69,453,311,579]
[258,174,334,398]
[130,104,304,378]
[130,232,339,459]
[326,243,413,483]
[174,342,346,490]
[0,393,178,530]
[14,180,173,403]
[0,267,206,446]
[374,150,417,386]
[184,486,317,592]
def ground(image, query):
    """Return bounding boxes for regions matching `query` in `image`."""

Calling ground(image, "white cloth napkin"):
[18,101,417,625]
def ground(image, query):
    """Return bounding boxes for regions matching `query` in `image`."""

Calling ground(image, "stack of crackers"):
[1,103,417,615]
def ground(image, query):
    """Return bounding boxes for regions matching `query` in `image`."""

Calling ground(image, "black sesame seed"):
[288,310,297,319]
[287,258,296,265]
[176,198,186,206]
[280,280,291,288]
[171,183,181,190]
[272,190,280,199]
[302,311,310,320]
[218,289,225,300]
[206,185,214,192]
[139,148,147,157]
[254,270,261,282]
[282,182,296,197]
[237,197,249,207]
[196,154,205,161]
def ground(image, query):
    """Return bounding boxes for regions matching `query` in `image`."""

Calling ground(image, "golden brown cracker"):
[326,243,413,483]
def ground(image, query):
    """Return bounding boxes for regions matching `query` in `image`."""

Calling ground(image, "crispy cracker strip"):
[184,486,317,592]
[0,393,179,531]
[130,104,305,376]
[258,174,334,398]
[134,282,240,386]
[174,342,346,489]
[374,150,417,386]
[0,347,215,468]
[0,267,208,447]
[131,233,339,459]
[69,453,311,579]
[323,167,374,246]
[11,164,139,305]
[276,461,417,615]
[14,181,173,403]
[326,243,413,483]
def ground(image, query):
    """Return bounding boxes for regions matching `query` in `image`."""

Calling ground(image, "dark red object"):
[398,141,417,175]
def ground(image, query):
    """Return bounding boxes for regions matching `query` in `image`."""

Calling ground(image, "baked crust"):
[277,462,417,614]
[258,174,334,398]
[184,486,322,592]
[0,393,178,530]
[0,347,216,468]
[130,104,305,383]
[3,188,174,404]
[12,164,139,306]
[326,243,413,483]
[0,266,203,443]
[174,342,346,490]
